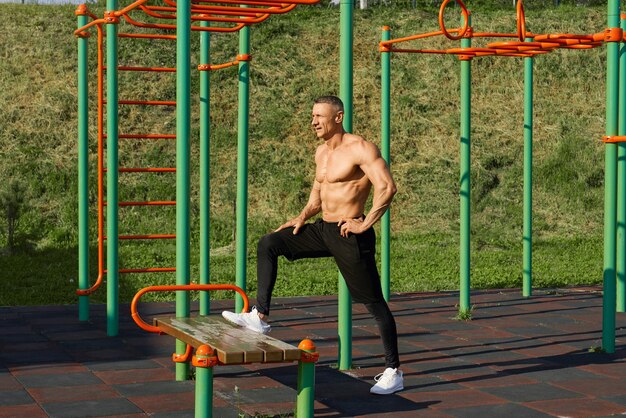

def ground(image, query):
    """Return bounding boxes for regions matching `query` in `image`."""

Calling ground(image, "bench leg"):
[297,339,319,418]
[193,345,217,418]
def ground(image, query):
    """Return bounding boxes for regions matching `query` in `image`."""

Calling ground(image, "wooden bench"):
[131,284,319,418]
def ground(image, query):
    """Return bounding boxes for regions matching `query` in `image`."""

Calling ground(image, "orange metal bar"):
[107,201,176,206]
[111,0,151,17]
[117,267,177,274]
[107,99,177,106]
[118,33,177,39]
[121,11,246,33]
[139,4,271,24]
[193,0,319,5]
[131,284,250,333]
[115,66,176,72]
[107,234,176,240]
[516,0,526,41]
[112,167,176,173]
[115,134,177,139]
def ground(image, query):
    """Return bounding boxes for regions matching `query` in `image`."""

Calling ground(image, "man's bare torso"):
[315,133,372,223]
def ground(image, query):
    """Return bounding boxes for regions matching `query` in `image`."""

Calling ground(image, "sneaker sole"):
[370,385,404,395]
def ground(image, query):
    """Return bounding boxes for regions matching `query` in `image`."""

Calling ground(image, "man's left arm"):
[339,142,397,237]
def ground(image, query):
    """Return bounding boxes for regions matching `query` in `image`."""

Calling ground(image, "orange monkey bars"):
[379,0,621,59]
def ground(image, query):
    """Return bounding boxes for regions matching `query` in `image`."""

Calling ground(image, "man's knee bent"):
[257,232,289,257]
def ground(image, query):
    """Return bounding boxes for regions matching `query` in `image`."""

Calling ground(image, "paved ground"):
[2,287,626,417]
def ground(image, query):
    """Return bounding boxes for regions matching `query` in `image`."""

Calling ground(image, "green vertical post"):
[603,0,620,353]
[77,10,90,321]
[235,24,250,314]
[194,347,214,418]
[338,0,353,371]
[176,0,191,379]
[617,14,626,312]
[199,21,211,316]
[523,37,533,298]
[459,16,472,313]
[106,0,120,337]
[380,26,391,302]
[296,340,317,418]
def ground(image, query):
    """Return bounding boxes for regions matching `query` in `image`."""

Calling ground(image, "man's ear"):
[335,111,344,124]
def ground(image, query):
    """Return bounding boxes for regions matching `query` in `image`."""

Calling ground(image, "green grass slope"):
[0,2,609,305]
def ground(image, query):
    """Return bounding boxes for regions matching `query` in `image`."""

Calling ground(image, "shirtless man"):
[222,96,403,395]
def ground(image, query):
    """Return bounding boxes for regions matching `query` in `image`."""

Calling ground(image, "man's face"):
[311,103,343,140]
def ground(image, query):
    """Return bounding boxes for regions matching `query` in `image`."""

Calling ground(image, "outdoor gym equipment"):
[76,0,363,372]
[380,0,625,352]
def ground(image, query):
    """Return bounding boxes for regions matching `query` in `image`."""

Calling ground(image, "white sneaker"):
[222,307,271,334]
[370,367,404,395]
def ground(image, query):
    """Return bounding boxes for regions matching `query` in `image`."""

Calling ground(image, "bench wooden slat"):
[154,315,301,365]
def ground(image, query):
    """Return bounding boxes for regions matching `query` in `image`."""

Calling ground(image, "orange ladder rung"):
[104,167,176,173]
[103,234,176,240]
[111,134,176,139]
[104,201,176,206]
[114,267,177,274]
[104,99,176,106]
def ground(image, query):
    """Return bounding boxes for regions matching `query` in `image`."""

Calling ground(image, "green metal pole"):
[235,24,250,314]
[194,347,213,418]
[176,0,191,379]
[77,11,90,321]
[603,0,620,353]
[200,21,211,316]
[523,36,533,298]
[380,26,391,302]
[338,0,353,371]
[617,14,626,312]
[106,0,119,337]
[296,340,317,418]
[459,16,472,313]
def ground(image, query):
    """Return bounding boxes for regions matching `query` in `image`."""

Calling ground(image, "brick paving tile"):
[402,388,507,410]
[41,398,143,418]
[126,391,195,414]
[0,403,48,418]
[27,384,120,404]
[525,397,626,418]
[16,372,103,389]
[551,377,626,398]
[94,367,175,385]
[8,363,90,377]
[444,402,554,418]
[481,382,583,402]
[0,389,34,406]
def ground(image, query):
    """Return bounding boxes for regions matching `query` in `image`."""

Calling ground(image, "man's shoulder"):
[344,134,380,155]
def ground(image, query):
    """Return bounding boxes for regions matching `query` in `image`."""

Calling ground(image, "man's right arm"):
[275,180,322,234]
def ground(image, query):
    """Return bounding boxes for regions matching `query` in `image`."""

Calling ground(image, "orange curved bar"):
[112,0,151,17]
[439,0,470,41]
[516,0,526,42]
[131,284,250,334]
[148,3,295,16]
[486,41,560,51]
[173,344,193,363]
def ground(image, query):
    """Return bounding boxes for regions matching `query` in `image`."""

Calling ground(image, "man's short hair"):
[314,96,344,113]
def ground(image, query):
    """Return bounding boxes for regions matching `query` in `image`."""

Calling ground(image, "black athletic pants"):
[256,219,400,369]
